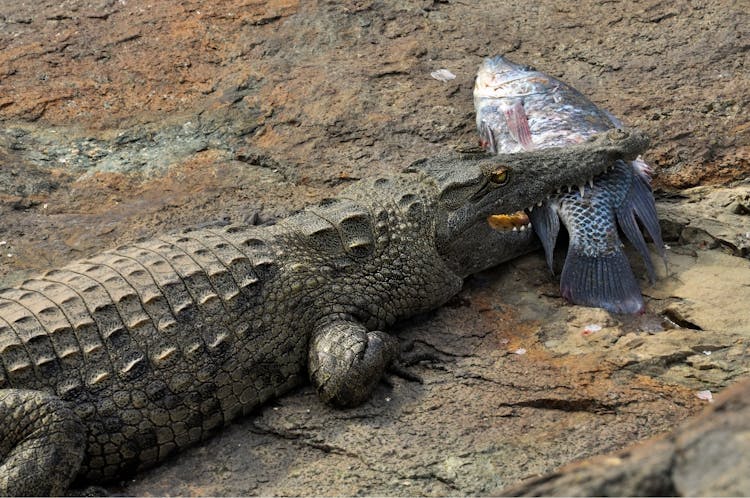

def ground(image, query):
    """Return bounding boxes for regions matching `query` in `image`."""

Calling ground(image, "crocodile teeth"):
[537,200,543,206]
[487,211,530,231]
[579,185,585,197]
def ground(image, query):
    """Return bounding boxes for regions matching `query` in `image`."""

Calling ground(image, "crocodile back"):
[0,227,295,478]
[0,168,464,480]
[2,231,244,387]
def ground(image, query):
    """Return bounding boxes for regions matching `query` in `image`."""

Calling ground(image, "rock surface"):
[501,377,750,496]
[0,0,748,495]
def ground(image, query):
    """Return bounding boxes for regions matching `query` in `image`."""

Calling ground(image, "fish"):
[474,55,666,314]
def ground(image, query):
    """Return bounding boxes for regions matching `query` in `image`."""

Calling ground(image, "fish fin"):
[617,206,656,282]
[502,100,534,150]
[478,120,498,154]
[616,159,667,280]
[529,203,560,273]
[632,160,666,259]
[560,245,645,314]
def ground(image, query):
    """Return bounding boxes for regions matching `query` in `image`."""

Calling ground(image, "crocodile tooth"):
[519,225,526,231]
[579,185,585,197]
[512,226,518,232]
[589,178,594,188]
[528,205,534,212]
[567,185,572,193]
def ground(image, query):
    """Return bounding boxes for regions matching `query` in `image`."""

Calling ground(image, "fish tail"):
[529,203,560,273]
[560,244,645,314]
[616,159,667,281]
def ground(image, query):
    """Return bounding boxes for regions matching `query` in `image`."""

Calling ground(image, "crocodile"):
[0,129,648,496]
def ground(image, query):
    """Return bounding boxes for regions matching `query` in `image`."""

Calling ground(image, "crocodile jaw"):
[487,211,531,232]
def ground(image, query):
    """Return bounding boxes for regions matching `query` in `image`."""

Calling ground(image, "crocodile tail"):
[560,244,645,314]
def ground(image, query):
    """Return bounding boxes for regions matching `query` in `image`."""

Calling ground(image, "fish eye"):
[489,168,509,185]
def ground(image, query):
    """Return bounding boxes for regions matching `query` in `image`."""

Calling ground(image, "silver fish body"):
[474,55,665,313]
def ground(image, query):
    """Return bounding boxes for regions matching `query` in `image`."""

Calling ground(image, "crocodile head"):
[412,129,649,277]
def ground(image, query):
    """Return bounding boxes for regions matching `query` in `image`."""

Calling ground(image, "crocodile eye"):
[489,168,509,185]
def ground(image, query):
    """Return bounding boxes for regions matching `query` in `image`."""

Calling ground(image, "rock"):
[499,377,750,496]
[0,0,748,495]
[658,182,750,257]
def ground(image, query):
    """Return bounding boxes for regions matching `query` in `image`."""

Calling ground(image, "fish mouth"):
[487,211,532,232]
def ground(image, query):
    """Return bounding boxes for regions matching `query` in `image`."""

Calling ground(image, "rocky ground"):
[503,377,750,496]
[0,0,748,495]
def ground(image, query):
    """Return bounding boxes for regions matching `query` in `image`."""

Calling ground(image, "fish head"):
[474,55,557,152]
[474,55,549,99]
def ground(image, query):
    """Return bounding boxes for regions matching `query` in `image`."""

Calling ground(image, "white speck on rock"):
[696,390,713,402]
[514,348,527,355]
[431,69,456,82]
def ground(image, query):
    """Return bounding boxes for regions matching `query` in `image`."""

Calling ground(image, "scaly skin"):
[0,130,648,495]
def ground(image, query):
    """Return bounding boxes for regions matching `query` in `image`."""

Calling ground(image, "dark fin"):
[618,206,656,282]
[478,120,498,154]
[632,167,667,259]
[560,246,645,314]
[616,160,667,281]
[502,100,534,150]
[529,203,560,273]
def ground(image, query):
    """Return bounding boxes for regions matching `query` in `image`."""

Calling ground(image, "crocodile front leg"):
[0,389,86,496]
[308,317,399,407]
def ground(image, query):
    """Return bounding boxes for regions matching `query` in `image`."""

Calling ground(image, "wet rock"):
[500,377,750,496]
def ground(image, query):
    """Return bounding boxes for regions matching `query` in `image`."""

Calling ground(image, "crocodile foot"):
[308,317,400,408]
